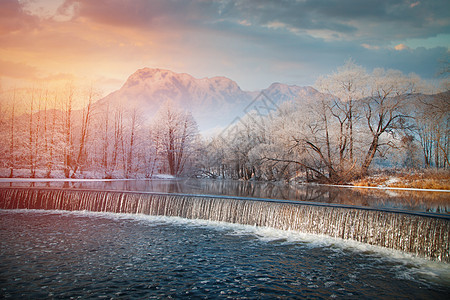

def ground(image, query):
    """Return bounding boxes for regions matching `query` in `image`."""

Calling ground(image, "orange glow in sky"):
[1,0,449,99]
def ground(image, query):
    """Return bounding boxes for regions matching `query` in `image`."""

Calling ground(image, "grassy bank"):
[349,169,450,190]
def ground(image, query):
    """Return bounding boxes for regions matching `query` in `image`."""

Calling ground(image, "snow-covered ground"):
[327,183,450,193]
[153,174,176,179]
[346,173,450,192]
[0,175,176,182]
[0,178,131,182]
[0,168,176,182]
[382,177,401,186]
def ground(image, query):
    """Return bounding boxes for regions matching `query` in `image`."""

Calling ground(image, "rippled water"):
[1,210,449,299]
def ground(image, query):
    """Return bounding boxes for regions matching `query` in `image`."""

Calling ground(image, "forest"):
[0,61,449,184]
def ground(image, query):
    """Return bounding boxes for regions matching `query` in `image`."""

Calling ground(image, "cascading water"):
[1,187,449,262]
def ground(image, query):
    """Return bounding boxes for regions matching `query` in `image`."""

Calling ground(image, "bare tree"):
[316,60,368,175]
[112,106,125,175]
[415,91,450,168]
[145,127,162,177]
[360,69,421,175]
[265,63,428,183]
[125,108,141,178]
[8,90,16,178]
[101,102,111,177]
[152,101,199,176]
[27,88,37,178]
[45,93,59,178]
[71,87,95,177]
[62,85,74,178]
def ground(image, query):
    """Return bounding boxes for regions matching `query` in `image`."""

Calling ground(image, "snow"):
[0,168,177,182]
[0,176,177,182]
[326,184,450,193]
[383,177,400,186]
[0,178,132,182]
[153,174,176,179]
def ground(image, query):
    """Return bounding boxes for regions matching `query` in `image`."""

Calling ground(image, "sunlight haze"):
[1,0,449,95]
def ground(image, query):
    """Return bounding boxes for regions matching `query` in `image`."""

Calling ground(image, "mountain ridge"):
[95,68,318,131]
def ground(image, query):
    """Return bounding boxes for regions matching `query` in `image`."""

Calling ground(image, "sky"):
[1,0,449,96]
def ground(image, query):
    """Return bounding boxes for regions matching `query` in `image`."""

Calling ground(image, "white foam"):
[2,209,449,285]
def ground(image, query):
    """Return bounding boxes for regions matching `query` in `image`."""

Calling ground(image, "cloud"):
[56,0,449,42]
[266,21,287,30]
[394,44,410,51]
[57,0,204,30]
[361,43,380,50]
[208,0,449,43]
[238,19,251,26]
[0,0,448,93]
[0,0,38,34]
[50,0,450,51]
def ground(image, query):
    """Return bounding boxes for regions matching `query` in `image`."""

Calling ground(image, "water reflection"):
[0,178,448,214]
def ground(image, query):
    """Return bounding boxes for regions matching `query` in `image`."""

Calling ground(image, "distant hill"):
[94,68,320,132]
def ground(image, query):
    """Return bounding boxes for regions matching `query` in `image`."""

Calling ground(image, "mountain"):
[95,68,318,132]
[261,82,319,103]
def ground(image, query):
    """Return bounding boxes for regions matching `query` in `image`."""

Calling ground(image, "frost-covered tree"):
[61,85,74,178]
[258,62,429,183]
[26,88,40,178]
[262,94,351,182]
[356,69,424,174]
[58,85,98,178]
[43,93,61,178]
[143,126,161,178]
[223,113,268,179]
[414,91,450,168]
[152,101,199,176]
[5,90,17,177]
[316,59,368,165]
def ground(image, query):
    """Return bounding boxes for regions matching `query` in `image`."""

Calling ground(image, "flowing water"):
[1,178,449,213]
[1,187,449,261]
[1,209,449,299]
[0,179,449,298]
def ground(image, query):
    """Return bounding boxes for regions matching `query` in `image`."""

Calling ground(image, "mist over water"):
[1,209,449,299]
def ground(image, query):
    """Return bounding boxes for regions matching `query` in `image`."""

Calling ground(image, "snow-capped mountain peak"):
[97,68,317,131]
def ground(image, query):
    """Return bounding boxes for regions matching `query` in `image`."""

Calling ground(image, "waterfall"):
[1,187,449,262]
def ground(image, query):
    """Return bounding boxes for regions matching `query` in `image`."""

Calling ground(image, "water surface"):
[1,178,449,214]
[1,209,449,299]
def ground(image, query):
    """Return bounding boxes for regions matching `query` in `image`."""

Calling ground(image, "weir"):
[1,187,449,262]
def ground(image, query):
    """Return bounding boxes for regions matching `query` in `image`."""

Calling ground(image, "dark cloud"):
[61,0,449,45]
[221,0,358,32]
[224,0,449,42]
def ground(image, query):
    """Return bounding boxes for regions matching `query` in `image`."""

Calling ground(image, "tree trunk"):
[361,135,379,175]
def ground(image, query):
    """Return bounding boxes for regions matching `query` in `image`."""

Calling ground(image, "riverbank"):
[348,170,450,191]
[1,168,449,191]
[0,168,176,180]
